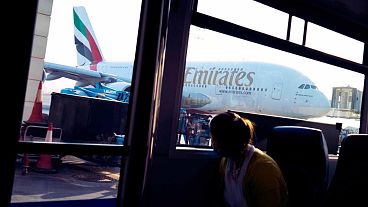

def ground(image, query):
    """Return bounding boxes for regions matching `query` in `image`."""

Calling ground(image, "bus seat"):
[267,126,329,207]
[327,134,368,207]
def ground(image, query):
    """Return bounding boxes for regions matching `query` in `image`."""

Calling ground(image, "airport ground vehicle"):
[60,82,130,103]
[49,92,129,145]
[18,92,129,168]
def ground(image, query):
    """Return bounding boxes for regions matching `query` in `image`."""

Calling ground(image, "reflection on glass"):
[177,25,364,148]
[177,111,212,147]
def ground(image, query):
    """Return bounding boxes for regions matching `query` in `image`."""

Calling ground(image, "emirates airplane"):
[44,6,330,119]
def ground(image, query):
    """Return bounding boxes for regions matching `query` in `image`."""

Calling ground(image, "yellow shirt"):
[216,148,288,207]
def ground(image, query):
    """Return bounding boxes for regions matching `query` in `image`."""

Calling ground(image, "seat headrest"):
[270,126,325,147]
[268,126,328,161]
[339,134,368,158]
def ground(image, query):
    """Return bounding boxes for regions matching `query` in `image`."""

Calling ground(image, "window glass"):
[42,0,140,144]
[12,154,121,203]
[15,0,141,203]
[289,16,305,45]
[197,0,289,40]
[306,23,364,63]
[176,25,364,149]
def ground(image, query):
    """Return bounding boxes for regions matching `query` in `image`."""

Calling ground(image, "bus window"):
[177,25,364,149]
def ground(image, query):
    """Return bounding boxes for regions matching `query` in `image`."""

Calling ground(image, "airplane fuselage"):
[93,61,330,119]
[45,6,330,120]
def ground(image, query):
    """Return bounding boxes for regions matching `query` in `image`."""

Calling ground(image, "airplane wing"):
[44,62,130,87]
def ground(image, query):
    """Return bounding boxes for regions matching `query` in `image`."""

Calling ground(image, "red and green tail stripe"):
[73,8,103,65]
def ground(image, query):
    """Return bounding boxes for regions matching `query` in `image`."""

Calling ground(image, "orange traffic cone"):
[27,81,44,124]
[44,122,53,142]
[22,81,46,174]
[35,123,57,173]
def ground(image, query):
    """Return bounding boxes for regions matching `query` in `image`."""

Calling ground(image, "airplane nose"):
[322,93,330,108]
[315,92,330,116]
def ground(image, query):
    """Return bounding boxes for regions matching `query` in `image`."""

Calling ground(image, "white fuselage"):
[45,6,329,119]
[95,61,330,119]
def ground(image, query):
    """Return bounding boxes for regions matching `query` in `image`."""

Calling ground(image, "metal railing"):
[23,125,62,142]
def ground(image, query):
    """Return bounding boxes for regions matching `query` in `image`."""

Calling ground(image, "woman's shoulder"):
[251,147,269,160]
[249,147,281,172]
[247,147,287,189]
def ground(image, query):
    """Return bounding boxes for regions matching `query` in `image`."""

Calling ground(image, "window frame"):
[168,3,368,155]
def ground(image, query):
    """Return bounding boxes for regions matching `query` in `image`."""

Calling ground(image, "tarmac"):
[11,155,120,204]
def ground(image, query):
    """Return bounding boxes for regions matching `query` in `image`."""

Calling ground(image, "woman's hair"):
[209,112,254,155]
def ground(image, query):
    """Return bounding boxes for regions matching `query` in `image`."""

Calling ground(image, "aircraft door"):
[215,84,224,95]
[271,82,283,100]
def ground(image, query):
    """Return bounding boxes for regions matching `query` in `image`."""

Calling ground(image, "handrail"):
[17,141,128,156]
[23,125,63,142]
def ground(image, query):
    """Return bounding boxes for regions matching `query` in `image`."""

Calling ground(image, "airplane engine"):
[181,93,211,108]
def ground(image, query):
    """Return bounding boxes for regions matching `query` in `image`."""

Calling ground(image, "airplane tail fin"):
[73,6,104,69]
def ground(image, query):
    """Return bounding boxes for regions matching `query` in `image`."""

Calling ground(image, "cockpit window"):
[299,84,318,90]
